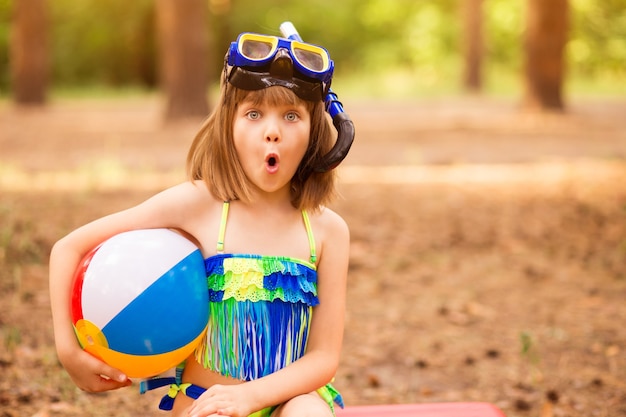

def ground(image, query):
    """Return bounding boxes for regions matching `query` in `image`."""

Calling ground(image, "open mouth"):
[265,153,280,173]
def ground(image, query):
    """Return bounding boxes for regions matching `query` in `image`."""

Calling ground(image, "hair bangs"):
[241,86,314,111]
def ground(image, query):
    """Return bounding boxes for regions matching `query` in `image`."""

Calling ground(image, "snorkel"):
[279,22,355,175]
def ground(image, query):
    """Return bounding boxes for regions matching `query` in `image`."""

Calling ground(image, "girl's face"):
[233,95,311,196]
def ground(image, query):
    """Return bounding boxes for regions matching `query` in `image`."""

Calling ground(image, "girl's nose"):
[264,118,281,143]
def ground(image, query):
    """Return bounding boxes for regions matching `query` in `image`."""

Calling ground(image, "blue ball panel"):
[102,249,208,355]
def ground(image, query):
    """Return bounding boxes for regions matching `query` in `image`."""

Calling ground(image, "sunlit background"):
[0,0,624,100]
[1,2,625,417]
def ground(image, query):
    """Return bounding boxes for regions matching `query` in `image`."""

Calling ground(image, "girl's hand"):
[59,346,131,393]
[188,384,255,417]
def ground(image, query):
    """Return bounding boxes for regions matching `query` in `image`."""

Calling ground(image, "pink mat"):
[336,402,506,417]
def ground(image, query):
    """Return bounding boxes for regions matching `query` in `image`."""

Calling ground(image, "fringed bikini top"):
[194,202,319,381]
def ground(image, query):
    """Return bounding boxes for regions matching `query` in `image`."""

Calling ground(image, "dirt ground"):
[0,95,625,417]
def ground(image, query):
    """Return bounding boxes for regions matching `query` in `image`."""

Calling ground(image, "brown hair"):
[186,82,337,211]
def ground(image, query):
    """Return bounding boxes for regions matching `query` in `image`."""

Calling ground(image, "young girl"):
[49,26,351,417]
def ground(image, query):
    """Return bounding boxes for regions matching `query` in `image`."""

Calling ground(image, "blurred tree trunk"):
[208,0,231,80]
[462,0,483,92]
[156,0,209,120]
[10,0,48,105]
[135,3,158,89]
[523,0,569,111]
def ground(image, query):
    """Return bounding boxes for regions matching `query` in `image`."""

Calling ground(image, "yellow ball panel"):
[79,325,207,378]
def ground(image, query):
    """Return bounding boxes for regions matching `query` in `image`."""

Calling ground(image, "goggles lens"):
[292,43,327,72]
[235,33,331,78]
[239,34,277,60]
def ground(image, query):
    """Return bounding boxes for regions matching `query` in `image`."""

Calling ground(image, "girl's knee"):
[272,393,333,417]
[170,394,194,417]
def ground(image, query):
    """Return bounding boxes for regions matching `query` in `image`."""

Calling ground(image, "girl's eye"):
[285,111,299,122]
[246,110,260,120]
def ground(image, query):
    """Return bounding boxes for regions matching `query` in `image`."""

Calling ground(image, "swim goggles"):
[225,32,334,101]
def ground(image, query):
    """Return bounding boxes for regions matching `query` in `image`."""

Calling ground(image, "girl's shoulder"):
[150,180,223,219]
[163,180,220,204]
[156,181,225,249]
[309,206,349,243]
[312,205,346,224]
[309,206,349,272]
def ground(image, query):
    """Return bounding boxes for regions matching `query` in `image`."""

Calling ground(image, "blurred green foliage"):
[569,0,626,77]
[49,0,157,88]
[0,0,624,97]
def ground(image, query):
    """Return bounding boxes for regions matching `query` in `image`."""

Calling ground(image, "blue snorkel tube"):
[280,22,355,173]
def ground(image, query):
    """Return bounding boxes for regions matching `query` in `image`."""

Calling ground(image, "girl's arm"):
[49,181,213,392]
[188,208,350,417]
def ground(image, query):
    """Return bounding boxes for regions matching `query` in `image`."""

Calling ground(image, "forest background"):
[1,1,626,417]
[1,0,625,100]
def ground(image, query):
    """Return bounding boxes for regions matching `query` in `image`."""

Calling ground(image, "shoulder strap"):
[216,201,229,253]
[302,210,317,264]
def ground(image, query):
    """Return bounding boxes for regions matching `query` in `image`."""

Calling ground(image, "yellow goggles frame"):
[236,33,331,74]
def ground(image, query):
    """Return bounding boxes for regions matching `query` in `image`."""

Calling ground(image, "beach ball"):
[70,228,208,378]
